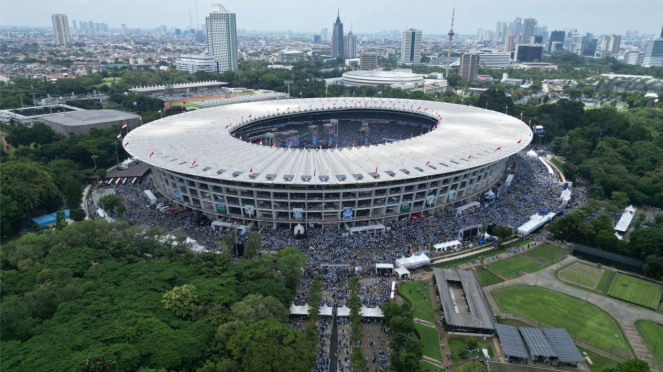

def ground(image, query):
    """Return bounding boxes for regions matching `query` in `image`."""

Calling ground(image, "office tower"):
[516,34,523,45]
[532,35,543,44]
[51,14,71,46]
[483,30,493,42]
[513,17,522,36]
[660,25,663,38]
[642,38,663,67]
[624,51,644,65]
[360,53,378,70]
[321,28,328,42]
[72,20,77,30]
[625,30,639,38]
[548,30,565,52]
[176,54,219,73]
[459,54,479,82]
[540,26,548,43]
[88,21,93,30]
[473,51,511,68]
[496,22,502,41]
[501,23,508,43]
[514,44,543,62]
[331,10,344,57]
[205,4,238,72]
[477,28,483,40]
[522,18,535,46]
[601,35,622,57]
[121,24,127,35]
[344,31,357,58]
[401,28,422,64]
[581,38,598,57]
[504,33,514,52]
[314,35,321,43]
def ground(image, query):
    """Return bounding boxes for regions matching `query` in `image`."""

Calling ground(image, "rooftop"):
[41,110,138,126]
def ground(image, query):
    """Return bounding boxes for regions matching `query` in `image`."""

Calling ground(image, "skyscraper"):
[642,38,663,67]
[205,4,238,72]
[459,54,479,82]
[504,33,514,52]
[121,24,127,35]
[548,30,565,52]
[401,28,422,64]
[496,22,502,41]
[331,10,344,58]
[601,35,622,57]
[321,28,328,42]
[72,20,77,30]
[344,31,357,58]
[660,25,663,38]
[52,14,71,46]
[522,18,535,45]
[513,17,522,37]
[581,38,598,57]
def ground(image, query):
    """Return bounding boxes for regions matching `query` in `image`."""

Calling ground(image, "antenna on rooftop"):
[446,8,456,79]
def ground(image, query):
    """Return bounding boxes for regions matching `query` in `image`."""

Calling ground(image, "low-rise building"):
[278,50,305,63]
[176,54,218,73]
[40,109,140,137]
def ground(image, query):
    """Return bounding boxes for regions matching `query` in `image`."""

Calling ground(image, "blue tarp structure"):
[32,210,70,229]
[540,208,548,213]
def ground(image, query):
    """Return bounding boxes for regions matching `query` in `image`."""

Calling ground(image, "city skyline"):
[2,0,662,36]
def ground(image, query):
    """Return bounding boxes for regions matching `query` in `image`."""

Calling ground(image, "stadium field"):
[489,256,541,279]
[608,274,662,310]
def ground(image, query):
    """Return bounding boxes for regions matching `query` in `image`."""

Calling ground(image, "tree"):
[70,209,86,221]
[96,169,107,179]
[492,226,513,247]
[162,284,199,319]
[230,294,288,324]
[308,276,322,326]
[55,210,67,230]
[244,232,262,259]
[605,359,651,372]
[389,316,415,335]
[276,246,305,291]
[466,338,479,350]
[23,190,41,222]
[350,347,368,372]
[98,194,126,215]
[63,177,82,209]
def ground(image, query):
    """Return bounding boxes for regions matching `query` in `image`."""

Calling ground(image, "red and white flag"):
[116,132,122,139]
[191,160,196,168]
[122,122,127,129]
[183,100,186,104]
[378,90,382,94]
[225,124,230,129]
[520,111,523,115]
[495,147,501,151]
[225,97,229,100]
[517,139,522,144]
[139,115,142,120]
[276,108,280,111]
[468,155,471,159]
[353,142,356,148]
[297,106,300,109]
[375,167,378,174]
[258,139,263,145]
[124,142,129,147]
[201,100,205,103]
[417,107,421,110]
[239,135,242,140]
[249,168,253,173]
[426,161,430,166]
[273,142,276,147]
[424,108,428,111]
[314,170,316,177]
[287,107,290,110]
[149,152,154,159]
[249,114,252,118]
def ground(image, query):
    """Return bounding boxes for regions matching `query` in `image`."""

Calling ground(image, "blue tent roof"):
[32,210,70,229]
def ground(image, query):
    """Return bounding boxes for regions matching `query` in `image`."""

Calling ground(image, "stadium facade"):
[124,98,531,229]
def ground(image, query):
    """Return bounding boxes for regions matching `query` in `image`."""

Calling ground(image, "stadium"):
[124,98,531,230]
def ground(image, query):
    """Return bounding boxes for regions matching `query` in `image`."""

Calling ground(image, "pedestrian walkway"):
[623,324,659,371]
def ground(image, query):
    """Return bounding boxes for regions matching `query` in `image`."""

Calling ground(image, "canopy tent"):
[559,189,572,207]
[319,305,333,317]
[394,266,411,279]
[31,209,71,229]
[360,306,384,318]
[505,174,514,186]
[434,240,462,253]
[289,304,310,316]
[456,201,480,216]
[186,237,206,253]
[526,150,538,158]
[375,263,394,273]
[614,206,636,233]
[395,254,430,269]
[337,306,351,317]
[348,224,386,234]
[516,213,556,235]
[211,221,248,234]
[539,157,554,176]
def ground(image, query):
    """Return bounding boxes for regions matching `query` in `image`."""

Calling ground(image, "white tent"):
[526,150,538,158]
[348,224,385,234]
[394,266,411,279]
[614,206,637,233]
[396,254,430,269]
[376,263,394,272]
[320,305,333,317]
[505,174,514,186]
[289,303,310,315]
[516,213,556,235]
[211,221,247,234]
[456,201,480,215]
[337,306,351,317]
[360,306,384,318]
[539,157,554,175]
[186,237,206,253]
[484,189,496,200]
[434,240,462,253]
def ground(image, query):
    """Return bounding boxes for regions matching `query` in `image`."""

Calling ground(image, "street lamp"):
[113,143,120,167]
[91,154,98,171]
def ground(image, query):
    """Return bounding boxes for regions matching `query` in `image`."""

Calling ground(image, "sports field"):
[493,286,630,356]
[414,323,442,361]
[638,321,663,369]
[608,273,663,310]
[474,267,503,287]
[399,281,435,322]
[488,244,568,279]
[559,263,604,289]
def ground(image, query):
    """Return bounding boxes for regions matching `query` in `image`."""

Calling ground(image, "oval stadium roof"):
[123,98,532,186]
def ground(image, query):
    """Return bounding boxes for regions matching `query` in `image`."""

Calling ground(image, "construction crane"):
[445,8,455,79]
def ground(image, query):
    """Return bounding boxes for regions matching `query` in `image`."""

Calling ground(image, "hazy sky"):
[2,0,662,36]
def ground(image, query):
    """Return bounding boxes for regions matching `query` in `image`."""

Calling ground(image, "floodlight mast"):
[445,8,455,79]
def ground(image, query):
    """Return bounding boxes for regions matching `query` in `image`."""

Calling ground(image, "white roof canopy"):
[614,205,636,233]
[434,240,462,250]
[517,213,556,235]
[396,254,430,269]
[394,266,411,277]
[320,305,333,317]
[289,303,310,315]
[337,306,351,317]
[376,263,394,269]
[360,306,384,318]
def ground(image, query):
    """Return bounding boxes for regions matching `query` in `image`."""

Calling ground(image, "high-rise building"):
[513,17,522,36]
[532,35,543,44]
[459,54,479,82]
[344,31,357,58]
[89,21,93,30]
[522,18,535,46]
[331,10,344,58]
[514,44,543,62]
[496,22,502,42]
[504,33,514,52]
[516,34,523,45]
[548,31,565,52]
[121,24,127,35]
[477,28,483,41]
[474,50,511,69]
[642,38,663,67]
[660,25,663,38]
[501,23,508,43]
[321,28,328,42]
[314,35,321,43]
[360,53,378,71]
[205,4,238,72]
[601,35,622,57]
[72,20,77,30]
[401,28,422,64]
[581,38,598,57]
[51,14,71,46]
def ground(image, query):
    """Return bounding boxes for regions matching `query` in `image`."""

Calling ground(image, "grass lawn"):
[434,248,503,269]
[548,157,565,176]
[420,360,444,371]
[608,274,663,309]
[399,281,435,322]
[577,347,618,372]
[527,244,568,264]
[638,321,663,369]
[414,323,442,362]
[558,263,604,289]
[448,336,494,363]
[474,267,503,287]
[489,256,540,279]
[493,286,630,357]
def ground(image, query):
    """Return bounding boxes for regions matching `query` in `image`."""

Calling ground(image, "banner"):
[174,189,181,202]
[342,207,353,220]
[216,200,226,214]
[293,208,304,219]
[426,195,435,206]
[244,204,255,217]
[401,199,411,212]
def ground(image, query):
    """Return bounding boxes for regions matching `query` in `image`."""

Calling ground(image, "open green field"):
[493,286,630,357]
[434,248,503,269]
[559,263,604,289]
[399,281,435,322]
[638,321,663,370]
[414,323,442,361]
[420,360,444,371]
[488,244,568,279]
[577,347,618,372]
[474,267,503,287]
[608,274,662,309]
[448,337,493,363]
